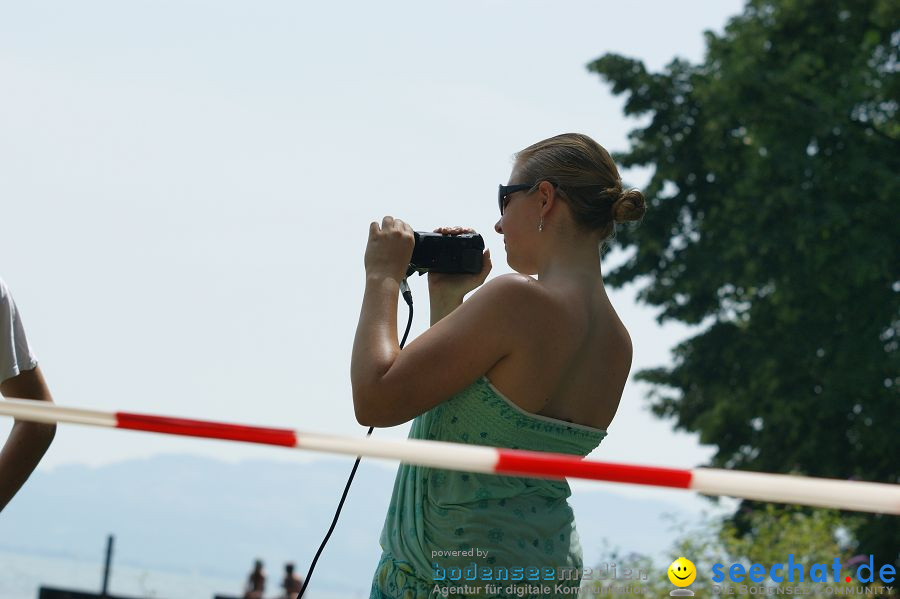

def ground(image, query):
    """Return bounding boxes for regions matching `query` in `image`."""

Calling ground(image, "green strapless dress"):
[369,376,607,599]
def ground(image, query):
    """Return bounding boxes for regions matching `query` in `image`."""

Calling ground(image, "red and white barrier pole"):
[2,397,898,515]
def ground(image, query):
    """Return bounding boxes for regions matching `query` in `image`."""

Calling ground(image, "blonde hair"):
[514,133,646,242]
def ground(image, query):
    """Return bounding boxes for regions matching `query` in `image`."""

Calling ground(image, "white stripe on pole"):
[295,432,499,473]
[691,468,900,515]
[0,397,116,428]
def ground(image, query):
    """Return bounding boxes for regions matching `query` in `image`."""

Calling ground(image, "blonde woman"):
[352,133,645,598]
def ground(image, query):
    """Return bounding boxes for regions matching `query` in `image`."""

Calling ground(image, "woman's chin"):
[506,252,537,275]
[508,262,536,276]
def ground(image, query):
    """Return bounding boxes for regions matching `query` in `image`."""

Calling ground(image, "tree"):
[587,0,899,563]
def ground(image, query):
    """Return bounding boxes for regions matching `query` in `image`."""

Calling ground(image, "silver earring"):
[538,217,544,232]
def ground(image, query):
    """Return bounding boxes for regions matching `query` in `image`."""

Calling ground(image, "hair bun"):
[612,188,646,224]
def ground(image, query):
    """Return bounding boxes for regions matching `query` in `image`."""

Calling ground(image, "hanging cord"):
[298,278,414,598]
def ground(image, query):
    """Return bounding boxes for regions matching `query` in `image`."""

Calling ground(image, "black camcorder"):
[405,231,484,277]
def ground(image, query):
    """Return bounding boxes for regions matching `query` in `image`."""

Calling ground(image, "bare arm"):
[0,365,55,512]
[350,274,404,415]
[350,219,510,427]
[429,294,464,327]
[351,274,544,427]
[426,227,491,327]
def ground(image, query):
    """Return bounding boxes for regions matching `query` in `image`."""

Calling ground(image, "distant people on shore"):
[0,277,56,512]
[240,558,304,599]
[243,558,266,599]
[281,562,303,598]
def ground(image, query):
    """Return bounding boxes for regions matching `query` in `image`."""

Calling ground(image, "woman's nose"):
[494,219,502,234]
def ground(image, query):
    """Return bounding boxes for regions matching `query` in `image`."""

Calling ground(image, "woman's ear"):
[538,181,557,216]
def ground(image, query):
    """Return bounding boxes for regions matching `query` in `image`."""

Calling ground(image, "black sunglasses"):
[498,181,614,215]
[498,182,540,215]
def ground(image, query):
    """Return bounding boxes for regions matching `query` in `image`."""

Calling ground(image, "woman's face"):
[494,167,540,274]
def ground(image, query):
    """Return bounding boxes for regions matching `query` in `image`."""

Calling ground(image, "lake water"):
[0,549,366,599]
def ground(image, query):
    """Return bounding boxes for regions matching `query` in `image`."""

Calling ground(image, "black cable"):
[297,279,414,598]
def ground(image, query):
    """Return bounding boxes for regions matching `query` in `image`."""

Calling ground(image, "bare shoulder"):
[476,273,552,306]
[610,308,634,360]
[475,273,583,342]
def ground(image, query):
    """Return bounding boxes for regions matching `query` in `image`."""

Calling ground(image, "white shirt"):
[0,278,38,384]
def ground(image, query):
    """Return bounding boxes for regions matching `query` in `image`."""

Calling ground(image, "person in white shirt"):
[0,277,55,512]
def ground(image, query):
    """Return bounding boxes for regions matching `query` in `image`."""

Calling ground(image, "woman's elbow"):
[353,389,381,427]
[353,390,402,428]
[354,404,376,427]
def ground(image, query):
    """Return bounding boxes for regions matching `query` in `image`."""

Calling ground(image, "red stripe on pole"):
[495,449,693,488]
[116,412,298,447]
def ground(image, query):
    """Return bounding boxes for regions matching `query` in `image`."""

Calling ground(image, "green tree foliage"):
[587,0,899,563]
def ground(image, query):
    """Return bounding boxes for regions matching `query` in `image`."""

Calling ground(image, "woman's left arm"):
[350,217,549,427]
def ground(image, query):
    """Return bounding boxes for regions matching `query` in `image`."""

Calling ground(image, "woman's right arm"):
[429,294,464,326]
[427,227,492,326]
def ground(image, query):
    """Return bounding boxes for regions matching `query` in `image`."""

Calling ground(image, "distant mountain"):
[0,455,710,595]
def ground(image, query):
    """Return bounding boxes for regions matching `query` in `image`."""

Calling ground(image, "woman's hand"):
[365,216,416,281]
[427,226,492,301]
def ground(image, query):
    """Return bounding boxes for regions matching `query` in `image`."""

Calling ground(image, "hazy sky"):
[1,0,745,510]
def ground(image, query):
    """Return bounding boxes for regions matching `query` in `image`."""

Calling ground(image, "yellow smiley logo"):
[668,557,697,587]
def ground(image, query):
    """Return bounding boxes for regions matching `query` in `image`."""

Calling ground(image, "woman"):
[351,133,645,598]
